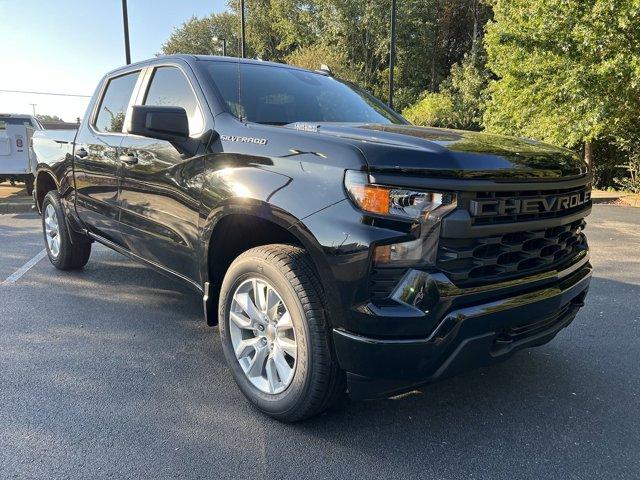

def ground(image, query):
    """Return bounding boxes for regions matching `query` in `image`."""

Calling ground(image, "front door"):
[74,70,140,246]
[118,65,206,284]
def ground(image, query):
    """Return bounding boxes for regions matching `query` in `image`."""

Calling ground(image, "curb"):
[618,196,640,207]
[592,196,640,208]
[592,190,640,208]
[592,197,619,205]
[0,201,37,214]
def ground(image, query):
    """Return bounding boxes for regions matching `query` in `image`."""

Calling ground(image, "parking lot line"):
[1,249,47,285]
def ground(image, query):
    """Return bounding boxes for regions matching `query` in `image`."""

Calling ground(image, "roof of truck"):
[0,113,34,119]
[104,54,323,78]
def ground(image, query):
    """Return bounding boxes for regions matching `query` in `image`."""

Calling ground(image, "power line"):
[0,89,91,98]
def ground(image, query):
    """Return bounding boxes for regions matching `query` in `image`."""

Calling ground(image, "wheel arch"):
[34,168,60,214]
[200,200,333,326]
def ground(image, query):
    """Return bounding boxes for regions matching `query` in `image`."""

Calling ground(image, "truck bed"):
[32,130,76,167]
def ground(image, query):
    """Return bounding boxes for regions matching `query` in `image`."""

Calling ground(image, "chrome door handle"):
[76,147,88,158]
[120,156,138,165]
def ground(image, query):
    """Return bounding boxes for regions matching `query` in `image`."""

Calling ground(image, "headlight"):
[344,170,455,220]
[344,170,457,266]
[344,170,456,220]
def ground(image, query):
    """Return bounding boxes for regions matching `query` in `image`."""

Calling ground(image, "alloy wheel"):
[228,278,297,394]
[44,204,60,258]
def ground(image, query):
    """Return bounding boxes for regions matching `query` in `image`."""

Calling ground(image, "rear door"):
[0,121,12,162]
[74,70,142,246]
[0,118,30,175]
[118,63,207,284]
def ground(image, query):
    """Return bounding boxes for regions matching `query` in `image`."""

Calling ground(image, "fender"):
[196,146,352,282]
[197,195,348,328]
[34,166,62,212]
[34,165,60,190]
[198,198,333,289]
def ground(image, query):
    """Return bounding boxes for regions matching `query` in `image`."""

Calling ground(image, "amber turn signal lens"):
[361,185,390,215]
[373,245,392,263]
[344,177,391,215]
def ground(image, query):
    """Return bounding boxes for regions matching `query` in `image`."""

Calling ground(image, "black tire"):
[42,191,92,270]
[218,244,345,422]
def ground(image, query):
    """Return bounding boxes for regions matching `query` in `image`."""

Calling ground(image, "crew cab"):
[32,55,592,421]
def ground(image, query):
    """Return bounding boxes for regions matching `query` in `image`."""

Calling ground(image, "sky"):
[0,0,227,122]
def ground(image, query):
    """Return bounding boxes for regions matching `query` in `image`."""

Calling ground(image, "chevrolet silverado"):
[32,55,592,421]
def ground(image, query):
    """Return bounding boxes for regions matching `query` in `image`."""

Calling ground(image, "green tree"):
[402,92,455,128]
[161,1,490,108]
[314,0,390,97]
[162,12,240,57]
[403,49,490,130]
[482,0,640,169]
[36,114,65,123]
[236,0,320,60]
[285,44,357,82]
[394,0,491,108]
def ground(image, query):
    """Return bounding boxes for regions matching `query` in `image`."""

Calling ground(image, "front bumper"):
[333,258,592,400]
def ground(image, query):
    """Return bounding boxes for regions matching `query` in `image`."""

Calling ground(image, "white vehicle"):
[0,113,43,194]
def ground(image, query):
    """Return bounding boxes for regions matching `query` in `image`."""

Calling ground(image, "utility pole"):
[29,104,37,116]
[121,0,131,65]
[388,0,397,109]
[240,0,246,58]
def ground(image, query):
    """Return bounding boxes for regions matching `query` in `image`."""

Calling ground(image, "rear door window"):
[143,66,204,135]
[94,71,139,133]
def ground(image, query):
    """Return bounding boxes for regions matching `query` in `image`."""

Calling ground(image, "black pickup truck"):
[32,55,592,421]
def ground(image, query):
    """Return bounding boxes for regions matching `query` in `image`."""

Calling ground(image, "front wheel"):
[218,244,344,422]
[42,191,92,270]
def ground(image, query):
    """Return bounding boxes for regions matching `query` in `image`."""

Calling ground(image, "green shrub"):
[614,158,640,193]
[402,52,489,130]
[402,93,455,128]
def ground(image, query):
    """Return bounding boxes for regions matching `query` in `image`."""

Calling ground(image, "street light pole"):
[121,0,131,65]
[389,0,397,109]
[240,0,246,58]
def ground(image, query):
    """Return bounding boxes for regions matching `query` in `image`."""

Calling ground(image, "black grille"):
[369,266,407,300]
[437,219,587,286]
[470,185,591,225]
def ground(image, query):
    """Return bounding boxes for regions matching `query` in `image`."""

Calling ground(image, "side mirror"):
[127,105,189,143]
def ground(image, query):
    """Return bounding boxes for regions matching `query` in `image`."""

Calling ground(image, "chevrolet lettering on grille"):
[470,189,591,217]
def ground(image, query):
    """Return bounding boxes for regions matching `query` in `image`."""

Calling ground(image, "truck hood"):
[289,123,588,180]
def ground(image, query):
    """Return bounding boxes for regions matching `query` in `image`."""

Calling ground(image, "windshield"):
[204,61,405,125]
[0,117,33,127]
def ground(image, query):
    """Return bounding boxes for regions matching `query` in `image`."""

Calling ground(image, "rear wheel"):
[218,244,344,422]
[42,191,92,270]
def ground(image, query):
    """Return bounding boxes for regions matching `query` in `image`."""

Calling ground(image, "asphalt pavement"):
[0,205,638,479]
[0,183,35,214]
